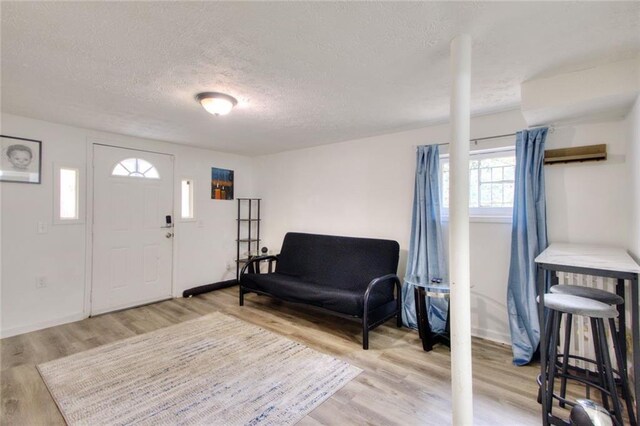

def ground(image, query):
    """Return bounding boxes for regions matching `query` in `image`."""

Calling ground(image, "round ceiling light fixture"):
[196,92,238,116]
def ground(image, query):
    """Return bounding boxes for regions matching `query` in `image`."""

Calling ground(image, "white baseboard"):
[0,312,512,348]
[1,312,87,339]
[471,327,511,346]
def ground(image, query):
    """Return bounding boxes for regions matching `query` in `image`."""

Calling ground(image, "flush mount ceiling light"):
[196,92,238,116]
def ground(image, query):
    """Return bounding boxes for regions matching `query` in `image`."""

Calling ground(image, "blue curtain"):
[402,145,448,332]
[507,128,549,366]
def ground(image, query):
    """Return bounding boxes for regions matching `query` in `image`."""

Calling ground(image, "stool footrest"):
[538,374,596,409]
[553,354,625,383]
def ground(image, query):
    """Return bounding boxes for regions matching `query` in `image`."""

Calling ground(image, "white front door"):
[92,145,174,315]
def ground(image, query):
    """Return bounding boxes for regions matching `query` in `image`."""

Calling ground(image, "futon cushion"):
[241,272,392,316]
[275,233,399,294]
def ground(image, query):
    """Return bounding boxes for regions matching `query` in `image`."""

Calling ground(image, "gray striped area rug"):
[37,312,362,425]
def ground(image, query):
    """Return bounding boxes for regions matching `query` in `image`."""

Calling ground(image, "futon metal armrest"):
[362,274,403,349]
[240,255,279,276]
[363,274,401,312]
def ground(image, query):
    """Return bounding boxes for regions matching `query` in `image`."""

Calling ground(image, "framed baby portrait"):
[0,135,42,184]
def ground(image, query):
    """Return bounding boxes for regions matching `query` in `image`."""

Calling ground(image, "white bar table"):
[535,243,640,426]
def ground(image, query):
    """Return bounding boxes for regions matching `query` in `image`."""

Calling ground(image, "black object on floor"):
[183,279,238,298]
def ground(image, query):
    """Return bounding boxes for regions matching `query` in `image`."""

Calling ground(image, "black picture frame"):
[0,135,42,184]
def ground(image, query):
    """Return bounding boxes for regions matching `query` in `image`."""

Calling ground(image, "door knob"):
[166,232,173,238]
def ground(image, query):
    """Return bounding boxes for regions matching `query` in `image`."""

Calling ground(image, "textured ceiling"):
[2,2,639,155]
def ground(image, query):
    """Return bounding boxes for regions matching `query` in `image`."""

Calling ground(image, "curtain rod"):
[435,132,516,146]
[420,125,554,148]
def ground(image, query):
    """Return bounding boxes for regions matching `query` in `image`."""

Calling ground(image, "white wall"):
[255,109,631,344]
[0,113,255,337]
[1,115,88,337]
[626,96,640,260]
[545,120,630,246]
[1,107,633,341]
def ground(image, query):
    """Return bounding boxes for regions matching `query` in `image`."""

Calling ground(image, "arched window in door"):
[111,158,159,179]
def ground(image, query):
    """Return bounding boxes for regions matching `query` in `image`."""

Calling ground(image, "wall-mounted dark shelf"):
[544,144,607,165]
[236,198,261,280]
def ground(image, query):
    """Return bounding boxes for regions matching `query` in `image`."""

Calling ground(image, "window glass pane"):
[144,167,159,179]
[112,164,128,176]
[504,166,515,181]
[480,183,491,205]
[181,179,193,219]
[120,158,136,173]
[491,167,503,182]
[441,167,449,208]
[60,168,78,219]
[491,184,503,206]
[494,156,514,166]
[480,167,491,182]
[138,159,152,173]
[469,168,479,208]
[504,182,515,205]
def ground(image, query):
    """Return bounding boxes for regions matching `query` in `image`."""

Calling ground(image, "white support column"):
[449,34,473,426]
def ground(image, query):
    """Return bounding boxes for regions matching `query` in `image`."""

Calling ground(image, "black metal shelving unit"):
[236,198,261,280]
[182,197,262,298]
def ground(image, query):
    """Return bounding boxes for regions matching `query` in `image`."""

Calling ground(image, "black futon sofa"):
[239,232,402,349]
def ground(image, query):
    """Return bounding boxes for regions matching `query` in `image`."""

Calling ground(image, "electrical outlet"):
[36,276,47,288]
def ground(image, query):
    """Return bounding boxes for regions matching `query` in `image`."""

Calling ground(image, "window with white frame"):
[181,178,194,220]
[60,168,79,219]
[54,165,83,224]
[441,148,516,218]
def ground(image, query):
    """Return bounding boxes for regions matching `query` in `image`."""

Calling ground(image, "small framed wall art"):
[211,167,234,200]
[0,135,42,184]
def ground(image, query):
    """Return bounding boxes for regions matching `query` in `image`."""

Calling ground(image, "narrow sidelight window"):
[59,168,79,220]
[181,179,194,219]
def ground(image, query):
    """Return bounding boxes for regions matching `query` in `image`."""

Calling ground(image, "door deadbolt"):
[166,232,174,238]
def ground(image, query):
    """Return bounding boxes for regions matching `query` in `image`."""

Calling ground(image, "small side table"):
[405,276,451,352]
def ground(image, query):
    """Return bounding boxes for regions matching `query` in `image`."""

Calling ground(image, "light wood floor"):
[1,287,546,425]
